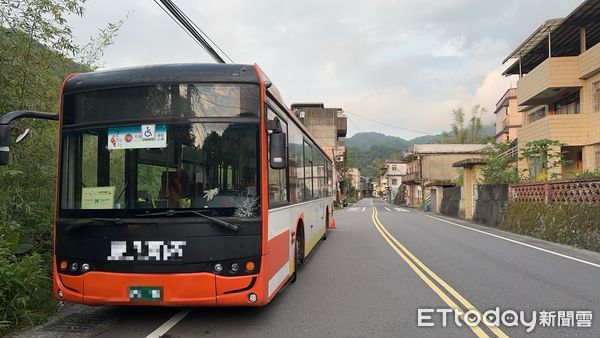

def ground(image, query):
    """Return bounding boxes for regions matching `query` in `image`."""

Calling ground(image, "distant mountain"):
[345,132,410,151]
[345,131,444,153]
[345,125,494,180]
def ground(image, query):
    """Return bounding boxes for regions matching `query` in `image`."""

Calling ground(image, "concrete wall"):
[440,186,461,218]
[429,186,444,214]
[421,154,473,182]
[517,57,583,106]
[473,184,509,227]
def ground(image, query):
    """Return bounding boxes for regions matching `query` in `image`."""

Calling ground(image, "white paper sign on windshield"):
[82,186,115,209]
[107,124,167,150]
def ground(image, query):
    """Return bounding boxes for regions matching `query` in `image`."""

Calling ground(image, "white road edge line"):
[145,308,192,338]
[425,215,600,269]
[384,207,391,211]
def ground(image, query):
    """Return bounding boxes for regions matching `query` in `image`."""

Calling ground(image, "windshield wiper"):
[60,217,158,232]
[61,217,124,232]
[136,209,240,232]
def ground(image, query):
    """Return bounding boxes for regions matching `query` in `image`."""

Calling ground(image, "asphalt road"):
[22,198,600,337]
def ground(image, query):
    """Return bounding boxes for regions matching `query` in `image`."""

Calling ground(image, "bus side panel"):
[265,197,332,301]
[304,198,333,256]
[265,207,293,300]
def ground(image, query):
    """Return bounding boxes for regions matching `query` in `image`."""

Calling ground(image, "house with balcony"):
[378,167,388,200]
[494,88,522,143]
[382,160,407,204]
[502,0,600,177]
[400,144,489,207]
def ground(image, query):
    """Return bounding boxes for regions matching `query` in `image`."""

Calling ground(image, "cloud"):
[67,0,582,140]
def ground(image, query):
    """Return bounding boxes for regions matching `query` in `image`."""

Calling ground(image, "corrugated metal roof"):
[502,18,564,64]
[503,0,600,76]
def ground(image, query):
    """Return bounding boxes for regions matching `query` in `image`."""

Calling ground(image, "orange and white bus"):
[1,63,335,306]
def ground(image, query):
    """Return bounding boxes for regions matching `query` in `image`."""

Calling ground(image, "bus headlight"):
[70,262,79,272]
[248,293,257,303]
[230,263,240,272]
[81,263,90,272]
[214,263,223,273]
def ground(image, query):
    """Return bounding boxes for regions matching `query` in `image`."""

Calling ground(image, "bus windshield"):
[62,83,260,125]
[59,122,260,218]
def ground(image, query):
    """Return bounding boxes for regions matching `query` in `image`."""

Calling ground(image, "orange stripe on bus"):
[266,230,290,280]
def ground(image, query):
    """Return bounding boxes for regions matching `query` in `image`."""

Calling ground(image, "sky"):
[68,0,583,140]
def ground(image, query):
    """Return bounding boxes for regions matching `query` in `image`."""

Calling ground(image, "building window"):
[528,106,547,123]
[594,81,600,113]
[392,178,398,185]
[554,91,580,115]
[391,165,397,171]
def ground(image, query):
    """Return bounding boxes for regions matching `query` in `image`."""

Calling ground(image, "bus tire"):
[323,207,329,241]
[291,223,304,284]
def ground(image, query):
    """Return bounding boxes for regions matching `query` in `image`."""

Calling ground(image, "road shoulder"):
[424,212,600,268]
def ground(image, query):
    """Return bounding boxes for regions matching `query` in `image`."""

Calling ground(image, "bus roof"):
[63,63,260,94]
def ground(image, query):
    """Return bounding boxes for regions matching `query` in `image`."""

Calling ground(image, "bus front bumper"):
[54,270,264,306]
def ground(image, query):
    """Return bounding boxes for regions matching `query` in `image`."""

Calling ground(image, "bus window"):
[288,123,304,203]
[303,141,313,200]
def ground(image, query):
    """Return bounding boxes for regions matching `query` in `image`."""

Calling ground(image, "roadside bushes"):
[0,243,55,332]
[500,202,600,253]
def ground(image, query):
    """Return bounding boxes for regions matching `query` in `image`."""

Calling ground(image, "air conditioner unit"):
[335,155,344,162]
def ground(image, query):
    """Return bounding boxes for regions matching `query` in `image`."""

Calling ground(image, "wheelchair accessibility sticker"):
[108,124,167,150]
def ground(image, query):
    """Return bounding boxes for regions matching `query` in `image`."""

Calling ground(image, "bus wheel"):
[323,208,329,241]
[291,225,304,284]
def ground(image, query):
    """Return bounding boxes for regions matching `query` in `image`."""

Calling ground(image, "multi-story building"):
[400,144,489,207]
[291,103,347,199]
[378,168,388,201]
[382,160,407,203]
[502,0,600,177]
[347,167,361,197]
[494,88,522,143]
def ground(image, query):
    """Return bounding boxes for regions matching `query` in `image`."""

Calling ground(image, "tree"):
[0,0,125,332]
[441,105,492,144]
[479,142,520,184]
[442,108,466,143]
[519,139,568,181]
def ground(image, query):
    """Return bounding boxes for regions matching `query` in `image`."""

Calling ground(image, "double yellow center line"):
[370,207,509,338]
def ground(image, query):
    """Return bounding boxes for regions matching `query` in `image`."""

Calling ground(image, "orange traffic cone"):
[330,218,337,229]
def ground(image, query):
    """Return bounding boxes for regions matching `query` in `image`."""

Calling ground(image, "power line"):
[344,111,432,135]
[154,1,211,58]
[346,115,363,134]
[155,0,229,63]
[175,3,234,63]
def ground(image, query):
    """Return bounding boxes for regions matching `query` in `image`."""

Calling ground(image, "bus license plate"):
[129,286,163,302]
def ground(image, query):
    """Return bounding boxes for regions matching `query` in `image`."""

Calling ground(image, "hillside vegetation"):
[0,1,122,334]
[346,122,495,180]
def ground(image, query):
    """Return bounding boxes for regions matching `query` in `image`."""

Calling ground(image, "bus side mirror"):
[0,125,11,165]
[16,128,30,144]
[269,132,287,169]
